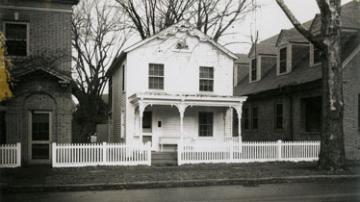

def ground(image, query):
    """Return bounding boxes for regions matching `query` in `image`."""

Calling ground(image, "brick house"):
[107,20,246,152]
[234,1,360,160]
[0,0,78,164]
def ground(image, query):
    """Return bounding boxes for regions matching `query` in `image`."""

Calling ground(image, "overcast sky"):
[225,0,353,54]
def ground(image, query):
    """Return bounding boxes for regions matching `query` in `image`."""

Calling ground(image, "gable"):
[124,20,238,60]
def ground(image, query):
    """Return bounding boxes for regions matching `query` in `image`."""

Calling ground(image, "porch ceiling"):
[129,92,247,108]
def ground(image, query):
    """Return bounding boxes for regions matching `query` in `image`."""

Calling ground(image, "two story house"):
[107,21,246,151]
[0,0,78,164]
[234,1,360,160]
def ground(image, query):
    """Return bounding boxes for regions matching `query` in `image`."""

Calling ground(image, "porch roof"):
[129,92,247,108]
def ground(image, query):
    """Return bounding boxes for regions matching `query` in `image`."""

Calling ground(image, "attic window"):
[313,47,321,64]
[250,56,261,82]
[279,47,287,74]
[176,39,188,49]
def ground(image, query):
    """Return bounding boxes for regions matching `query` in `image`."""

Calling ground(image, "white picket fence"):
[178,140,320,165]
[52,142,151,167]
[0,143,21,168]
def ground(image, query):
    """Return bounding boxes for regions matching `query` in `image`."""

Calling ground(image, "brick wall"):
[343,50,360,160]
[241,85,322,141]
[5,75,73,163]
[1,1,74,163]
[0,3,72,73]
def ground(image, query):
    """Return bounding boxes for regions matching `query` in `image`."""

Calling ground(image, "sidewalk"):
[1,162,359,193]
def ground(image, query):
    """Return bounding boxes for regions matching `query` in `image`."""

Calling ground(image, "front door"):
[29,111,52,164]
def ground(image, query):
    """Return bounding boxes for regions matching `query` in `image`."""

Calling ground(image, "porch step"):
[151,152,177,166]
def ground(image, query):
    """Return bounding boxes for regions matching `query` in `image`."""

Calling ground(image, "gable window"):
[250,58,257,82]
[243,107,250,130]
[279,47,287,74]
[142,111,152,133]
[198,112,213,137]
[4,22,28,56]
[251,106,258,129]
[275,103,284,129]
[148,63,164,90]
[199,66,214,92]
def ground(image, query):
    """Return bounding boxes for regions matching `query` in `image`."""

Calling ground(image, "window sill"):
[197,136,214,139]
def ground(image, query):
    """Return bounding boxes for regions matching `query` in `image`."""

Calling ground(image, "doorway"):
[29,111,52,164]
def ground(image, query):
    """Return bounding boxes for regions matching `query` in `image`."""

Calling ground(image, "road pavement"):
[1,181,359,202]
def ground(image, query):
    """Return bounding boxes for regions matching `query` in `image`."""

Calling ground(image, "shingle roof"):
[235,54,249,64]
[235,1,360,96]
[248,35,278,57]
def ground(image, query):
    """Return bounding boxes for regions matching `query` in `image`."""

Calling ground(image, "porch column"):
[138,102,147,144]
[176,103,188,141]
[234,106,243,144]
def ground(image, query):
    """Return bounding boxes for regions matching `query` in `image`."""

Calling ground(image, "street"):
[1,181,359,202]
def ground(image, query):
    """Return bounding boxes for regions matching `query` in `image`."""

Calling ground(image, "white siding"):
[123,31,235,147]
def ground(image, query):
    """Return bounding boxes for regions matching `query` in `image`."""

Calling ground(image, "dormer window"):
[279,47,287,74]
[277,44,292,75]
[249,56,261,82]
[310,44,321,66]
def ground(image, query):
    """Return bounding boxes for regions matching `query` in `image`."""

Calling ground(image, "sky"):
[224,0,353,54]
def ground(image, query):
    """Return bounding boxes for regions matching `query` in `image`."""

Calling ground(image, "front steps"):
[151,152,177,166]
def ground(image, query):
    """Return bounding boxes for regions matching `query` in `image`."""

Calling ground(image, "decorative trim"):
[0,5,73,13]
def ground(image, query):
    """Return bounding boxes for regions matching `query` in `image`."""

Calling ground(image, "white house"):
[107,21,246,151]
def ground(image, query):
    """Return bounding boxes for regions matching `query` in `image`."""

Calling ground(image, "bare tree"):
[72,0,128,141]
[116,0,252,41]
[276,0,345,170]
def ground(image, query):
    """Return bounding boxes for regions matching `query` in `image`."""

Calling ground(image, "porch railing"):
[178,140,320,165]
[0,143,21,168]
[52,142,151,167]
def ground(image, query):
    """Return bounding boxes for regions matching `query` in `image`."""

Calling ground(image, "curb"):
[1,175,360,193]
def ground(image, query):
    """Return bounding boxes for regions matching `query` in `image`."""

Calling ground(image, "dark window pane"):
[303,97,321,132]
[199,112,213,137]
[243,107,249,130]
[32,144,49,160]
[252,107,258,129]
[149,64,164,89]
[275,103,283,129]
[5,23,27,56]
[314,47,321,64]
[199,80,213,91]
[32,113,49,141]
[251,59,257,81]
[142,111,152,130]
[199,67,214,92]
[279,47,287,73]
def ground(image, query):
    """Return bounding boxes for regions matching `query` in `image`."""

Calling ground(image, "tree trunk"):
[318,1,345,170]
[72,87,107,143]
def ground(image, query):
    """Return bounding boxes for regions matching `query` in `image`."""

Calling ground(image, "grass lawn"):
[1,161,359,187]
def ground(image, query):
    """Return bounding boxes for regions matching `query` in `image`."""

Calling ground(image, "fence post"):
[177,141,182,166]
[277,140,282,161]
[16,142,21,167]
[102,142,107,166]
[52,142,56,167]
[229,142,234,163]
[147,142,151,166]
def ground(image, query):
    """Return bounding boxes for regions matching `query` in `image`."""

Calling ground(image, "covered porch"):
[129,93,247,151]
